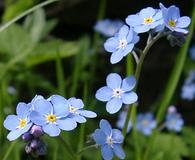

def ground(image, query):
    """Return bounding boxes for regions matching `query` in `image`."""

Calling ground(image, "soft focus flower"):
[189,45,195,60]
[3,103,33,141]
[94,19,124,37]
[104,25,139,64]
[116,107,132,133]
[167,32,186,47]
[95,73,138,114]
[126,7,163,33]
[136,113,156,135]
[165,106,184,132]
[160,3,191,34]
[30,97,77,137]
[93,119,125,160]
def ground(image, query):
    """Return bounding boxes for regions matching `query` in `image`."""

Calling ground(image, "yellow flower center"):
[69,106,78,113]
[47,114,57,123]
[19,119,27,128]
[143,120,149,126]
[144,17,153,24]
[169,20,176,27]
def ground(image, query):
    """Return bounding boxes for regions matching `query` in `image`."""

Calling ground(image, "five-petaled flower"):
[93,119,125,160]
[95,73,138,114]
[136,113,156,136]
[104,25,139,64]
[126,7,163,33]
[3,102,33,141]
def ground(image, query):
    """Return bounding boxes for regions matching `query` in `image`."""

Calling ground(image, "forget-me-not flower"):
[3,102,33,141]
[93,119,125,160]
[104,25,139,64]
[126,7,163,33]
[94,19,124,37]
[95,73,138,114]
[136,113,156,136]
[189,45,195,60]
[30,97,77,137]
[160,3,191,34]
[165,106,184,132]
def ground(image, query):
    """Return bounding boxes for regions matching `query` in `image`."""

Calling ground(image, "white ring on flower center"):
[118,39,127,49]
[106,136,114,146]
[69,106,78,114]
[113,88,124,98]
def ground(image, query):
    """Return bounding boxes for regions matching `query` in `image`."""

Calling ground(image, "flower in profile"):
[66,97,97,123]
[30,97,77,137]
[95,73,138,114]
[116,107,132,133]
[160,3,191,34]
[165,106,184,132]
[126,7,163,33]
[93,119,125,160]
[136,113,156,135]
[3,102,33,141]
[104,25,139,64]
[189,45,195,60]
[94,19,124,37]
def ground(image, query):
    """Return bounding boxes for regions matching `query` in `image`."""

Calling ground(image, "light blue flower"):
[165,106,184,132]
[94,19,124,37]
[126,7,163,33]
[104,25,139,64]
[3,102,33,141]
[93,119,125,160]
[30,96,77,137]
[95,73,138,114]
[116,107,132,133]
[66,97,97,123]
[160,3,191,34]
[136,113,156,136]
[189,45,195,60]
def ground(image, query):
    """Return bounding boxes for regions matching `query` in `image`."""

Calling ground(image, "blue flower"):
[104,25,139,64]
[116,107,132,133]
[30,96,77,137]
[93,119,125,160]
[94,19,124,37]
[66,97,97,123]
[160,3,191,34]
[95,73,138,114]
[136,113,156,136]
[165,106,184,132]
[3,102,33,141]
[189,45,195,60]
[126,7,163,33]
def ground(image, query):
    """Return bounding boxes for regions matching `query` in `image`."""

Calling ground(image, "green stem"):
[77,144,98,155]
[2,141,17,160]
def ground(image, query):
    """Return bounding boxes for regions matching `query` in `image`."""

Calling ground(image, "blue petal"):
[3,115,19,131]
[113,144,125,159]
[122,92,138,104]
[153,10,163,20]
[95,86,113,102]
[68,97,84,109]
[112,129,124,143]
[167,6,180,20]
[50,95,69,117]
[101,145,113,160]
[93,129,107,145]
[100,119,112,136]
[139,7,155,18]
[126,27,133,42]
[174,28,188,34]
[20,122,33,134]
[134,25,150,33]
[121,43,134,57]
[33,99,52,115]
[104,37,119,52]
[7,129,23,141]
[118,25,129,39]
[126,15,142,26]
[176,16,191,28]
[30,111,45,126]
[106,73,122,89]
[78,110,97,118]
[106,98,123,114]
[71,114,86,123]
[57,118,77,131]
[121,76,136,92]
[132,33,140,44]
[43,123,61,137]
[16,102,30,118]
[110,50,124,64]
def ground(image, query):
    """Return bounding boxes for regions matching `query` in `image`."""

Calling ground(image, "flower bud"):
[30,125,44,137]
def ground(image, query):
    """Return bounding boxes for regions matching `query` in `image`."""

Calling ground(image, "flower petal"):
[167,6,180,20]
[93,129,107,145]
[57,118,77,131]
[112,129,124,143]
[134,25,150,33]
[16,102,30,118]
[126,15,142,26]
[121,92,138,104]
[101,145,114,160]
[106,98,123,114]
[121,43,134,57]
[7,129,22,141]
[78,110,97,118]
[174,28,188,34]
[30,111,45,126]
[71,114,86,123]
[68,97,84,109]
[176,16,191,28]
[33,99,52,115]
[95,86,113,102]
[110,50,124,64]
[113,144,126,159]
[3,115,19,131]
[104,37,119,52]
[43,123,61,136]
[118,25,129,39]
[100,119,112,136]
[122,76,136,92]
[106,73,122,89]
[139,7,155,18]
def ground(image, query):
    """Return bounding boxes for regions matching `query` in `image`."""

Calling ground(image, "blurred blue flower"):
[136,113,156,136]
[93,119,125,160]
[165,106,184,132]
[189,45,195,60]
[116,107,132,133]
[160,3,191,34]
[95,73,138,114]
[94,19,124,37]
[104,25,139,64]
[3,102,33,141]
[126,7,163,33]
[30,96,77,137]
